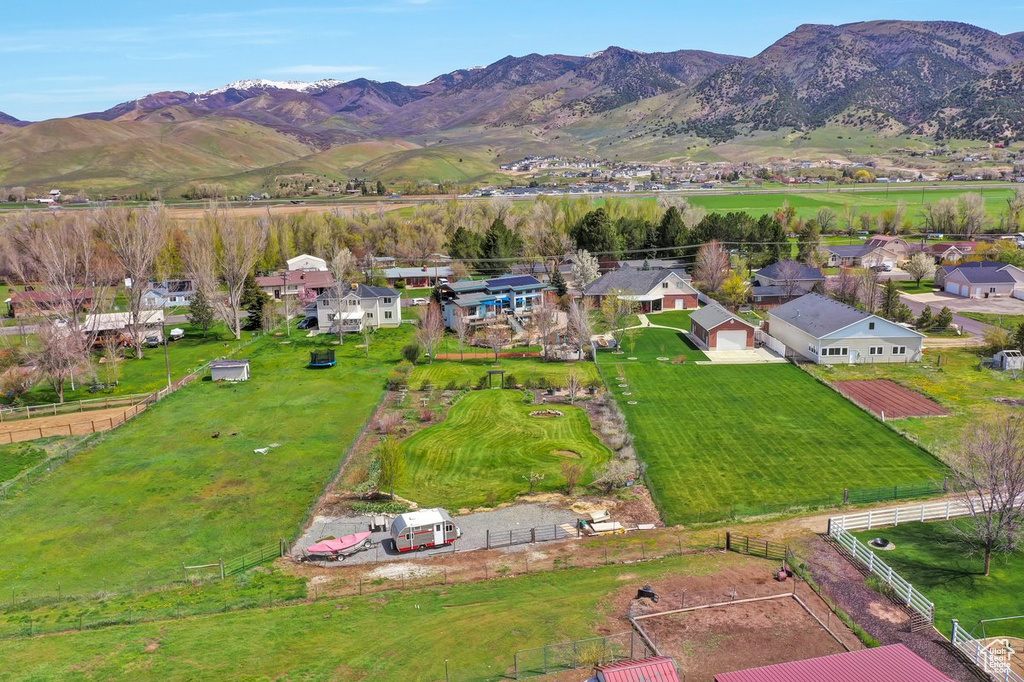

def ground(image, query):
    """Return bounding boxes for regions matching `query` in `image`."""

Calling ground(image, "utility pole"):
[162,313,171,391]
[283,269,290,337]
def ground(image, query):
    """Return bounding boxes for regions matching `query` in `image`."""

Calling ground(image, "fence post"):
[725,532,731,552]
[486,530,490,550]
[843,488,849,505]
[531,527,536,543]
[219,559,225,580]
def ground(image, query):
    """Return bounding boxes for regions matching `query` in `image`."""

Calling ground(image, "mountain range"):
[2,20,1023,195]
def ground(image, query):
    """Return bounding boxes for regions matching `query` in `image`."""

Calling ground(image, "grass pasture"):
[399,390,612,509]
[0,554,721,681]
[0,327,413,595]
[0,441,51,483]
[599,328,947,524]
[852,520,1024,638]
[409,355,600,389]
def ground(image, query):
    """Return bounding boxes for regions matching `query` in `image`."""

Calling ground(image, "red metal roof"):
[596,656,680,682]
[256,270,335,288]
[714,644,954,682]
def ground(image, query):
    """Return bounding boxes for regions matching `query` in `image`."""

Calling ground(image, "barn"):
[210,359,250,382]
[689,303,756,351]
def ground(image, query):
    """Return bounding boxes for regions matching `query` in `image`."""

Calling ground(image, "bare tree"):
[328,246,356,345]
[533,299,558,361]
[950,418,1024,576]
[566,298,593,359]
[857,268,882,314]
[416,301,445,364]
[562,461,584,495]
[571,249,600,290]
[452,312,470,362]
[482,320,509,362]
[34,324,90,403]
[600,289,638,352]
[100,333,124,389]
[921,198,958,235]
[694,240,730,293]
[566,367,582,405]
[97,206,168,358]
[775,259,804,301]
[957,193,987,238]
[830,267,861,306]
[904,252,936,288]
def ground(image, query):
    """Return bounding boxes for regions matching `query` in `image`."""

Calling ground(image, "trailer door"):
[434,523,444,546]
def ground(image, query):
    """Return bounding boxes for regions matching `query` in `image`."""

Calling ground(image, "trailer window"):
[436,524,441,531]
[446,524,453,532]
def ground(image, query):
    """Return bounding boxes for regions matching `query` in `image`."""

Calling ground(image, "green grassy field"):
[959,312,1024,331]
[0,554,723,681]
[599,328,947,524]
[805,348,1020,457]
[646,310,693,330]
[20,323,259,405]
[410,356,600,389]
[0,441,50,482]
[399,390,612,508]
[0,327,412,595]
[852,521,1024,638]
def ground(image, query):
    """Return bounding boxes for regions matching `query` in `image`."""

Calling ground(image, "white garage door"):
[715,330,748,351]
[945,282,960,295]
[962,285,970,297]
[675,298,686,310]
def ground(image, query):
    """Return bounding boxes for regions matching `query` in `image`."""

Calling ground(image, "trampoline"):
[309,349,337,368]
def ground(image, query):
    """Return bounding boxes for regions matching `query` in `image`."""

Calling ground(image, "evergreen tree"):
[481,218,523,275]
[187,287,215,337]
[447,226,483,262]
[570,208,620,256]
[550,268,568,297]
[934,306,954,331]
[376,180,386,196]
[241,274,272,330]
[879,279,901,320]
[915,305,934,330]
[657,206,688,255]
[1013,322,1024,352]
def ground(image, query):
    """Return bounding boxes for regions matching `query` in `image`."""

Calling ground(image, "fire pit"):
[869,537,895,550]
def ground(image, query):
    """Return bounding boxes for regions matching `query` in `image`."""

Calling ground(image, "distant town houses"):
[142,279,195,308]
[311,284,401,334]
[826,236,910,269]
[383,265,454,289]
[439,275,546,330]
[256,270,335,301]
[750,260,825,305]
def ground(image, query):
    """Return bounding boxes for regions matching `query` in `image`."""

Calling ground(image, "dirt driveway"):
[0,405,144,442]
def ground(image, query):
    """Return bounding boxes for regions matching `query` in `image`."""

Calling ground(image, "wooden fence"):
[0,402,149,444]
[0,394,150,423]
[724,532,788,562]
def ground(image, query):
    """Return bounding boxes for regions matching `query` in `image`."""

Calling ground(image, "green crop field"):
[409,355,600,389]
[598,328,947,524]
[399,390,612,508]
[0,554,723,681]
[852,521,1024,638]
[805,348,1021,457]
[0,327,413,596]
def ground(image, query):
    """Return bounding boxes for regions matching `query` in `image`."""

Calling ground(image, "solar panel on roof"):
[486,275,539,288]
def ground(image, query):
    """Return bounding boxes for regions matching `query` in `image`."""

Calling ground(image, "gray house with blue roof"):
[439,275,547,329]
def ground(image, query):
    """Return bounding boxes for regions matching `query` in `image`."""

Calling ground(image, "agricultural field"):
[852,520,1024,638]
[399,390,613,509]
[805,348,1021,457]
[599,328,947,524]
[0,327,413,596]
[0,553,740,682]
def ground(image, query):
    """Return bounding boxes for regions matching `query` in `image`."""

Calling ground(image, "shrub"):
[351,501,410,515]
[475,374,488,390]
[503,373,518,389]
[373,412,403,435]
[419,408,434,423]
[401,343,422,364]
[445,380,458,391]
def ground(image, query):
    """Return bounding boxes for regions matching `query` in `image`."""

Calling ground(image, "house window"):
[808,344,816,354]
[868,322,875,330]
[662,282,669,289]
[893,346,906,355]
[990,287,997,293]
[869,346,883,355]
[366,312,374,319]
[384,311,393,320]
[384,297,392,304]
[823,347,848,356]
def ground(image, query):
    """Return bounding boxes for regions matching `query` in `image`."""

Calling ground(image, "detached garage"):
[689,303,756,351]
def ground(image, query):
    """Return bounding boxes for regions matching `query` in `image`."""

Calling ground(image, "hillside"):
[5,20,1024,194]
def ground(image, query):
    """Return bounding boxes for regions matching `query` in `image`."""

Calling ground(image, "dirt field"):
[0,405,144,442]
[637,595,848,681]
[833,379,949,419]
[166,202,411,221]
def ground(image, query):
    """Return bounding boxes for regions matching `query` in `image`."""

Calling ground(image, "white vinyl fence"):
[755,329,787,356]
[828,499,974,533]
[952,619,1024,682]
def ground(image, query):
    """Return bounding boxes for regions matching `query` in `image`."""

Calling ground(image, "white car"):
[411,297,428,306]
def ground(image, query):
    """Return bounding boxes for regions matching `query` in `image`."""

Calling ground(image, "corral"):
[832,380,949,419]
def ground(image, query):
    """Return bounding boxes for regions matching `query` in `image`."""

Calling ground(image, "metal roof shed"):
[210,359,250,382]
[595,656,680,682]
[713,644,954,682]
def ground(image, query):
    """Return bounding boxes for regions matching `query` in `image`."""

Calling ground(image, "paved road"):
[899,294,990,337]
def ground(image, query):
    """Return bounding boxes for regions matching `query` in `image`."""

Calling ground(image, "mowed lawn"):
[410,356,600,389]
[853,521,1024,638]
[0,554,723,682]
[600,328,947,524]
[0,327,412,595]
[399,390,612,508]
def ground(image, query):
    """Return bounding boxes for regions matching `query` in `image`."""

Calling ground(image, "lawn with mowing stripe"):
[0,327,413,596]
[599,328,947,524]
[410,357,599,390]
[852,520,1024,638]
[0,554,724,681]
[399,390,612,508]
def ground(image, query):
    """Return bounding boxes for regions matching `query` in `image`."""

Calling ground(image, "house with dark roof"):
[383,265,454,289]
[933,260,1010,288]
[751,260,825,305]
[766,293,923,365]
[826,236,909,268]
[313,283,401,334]
[257,270,335,301]
[439,275,546,329]
[923,241,980,264]
[940,262,1024,299]
[583,265,698,313]
[714,643,952,682]
[689,302,756,351]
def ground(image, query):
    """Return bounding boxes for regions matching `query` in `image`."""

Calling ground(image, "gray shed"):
[994,350,1024,371]
[210,359,250,382]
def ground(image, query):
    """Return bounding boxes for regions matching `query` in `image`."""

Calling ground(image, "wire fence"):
[512,632,654,680]
[0,394,149,422]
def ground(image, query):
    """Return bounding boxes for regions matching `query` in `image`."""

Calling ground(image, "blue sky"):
[2,0,1021,121]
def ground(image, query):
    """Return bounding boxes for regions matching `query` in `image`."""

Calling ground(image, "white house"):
[142,279,195,308]
[314,284,401,334]
[766,293,924,365]
[942,263,1024,299]
[286,254,328,272]
[583,266,698,313]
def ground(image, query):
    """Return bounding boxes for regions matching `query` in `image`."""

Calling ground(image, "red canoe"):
[306,531,373,556]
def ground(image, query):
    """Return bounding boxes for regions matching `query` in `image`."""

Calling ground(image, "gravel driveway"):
[293,502,579,566]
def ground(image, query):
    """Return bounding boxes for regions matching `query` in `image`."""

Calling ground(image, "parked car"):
[411,297,428,306]
[297,316,317,330]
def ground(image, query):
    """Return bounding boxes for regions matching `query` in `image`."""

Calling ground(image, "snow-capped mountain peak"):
[202,78,343,96]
